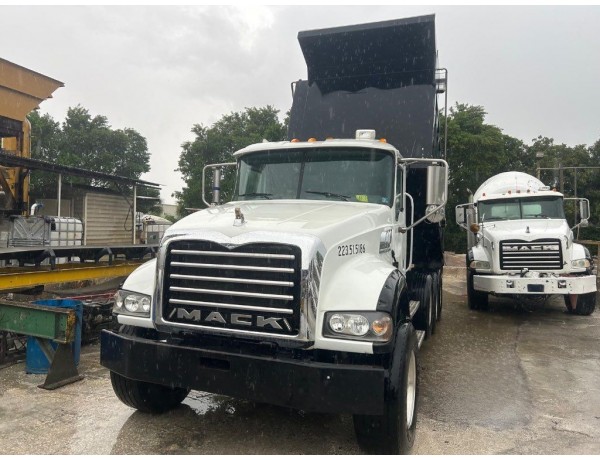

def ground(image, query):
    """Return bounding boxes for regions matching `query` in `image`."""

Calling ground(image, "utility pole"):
[559,163,564,194]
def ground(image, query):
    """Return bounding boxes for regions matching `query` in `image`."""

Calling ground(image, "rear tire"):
[110,371,190,414]
[353,323,419,454]
[431,270,442,323]
[413,273,434,337]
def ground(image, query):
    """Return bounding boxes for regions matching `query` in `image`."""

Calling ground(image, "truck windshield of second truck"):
[478,196,566,221]
[235,147,395,206]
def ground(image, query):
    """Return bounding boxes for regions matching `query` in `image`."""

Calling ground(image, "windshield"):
[235,148,395,206]
[478,196,565,222]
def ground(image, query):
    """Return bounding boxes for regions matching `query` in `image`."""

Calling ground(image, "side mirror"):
[394,193,403,221]
[579,198,590,221]
[455,205,467,225]
[202,162,237,207]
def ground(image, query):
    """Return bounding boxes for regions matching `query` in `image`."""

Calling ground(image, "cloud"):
[1,5,599,202]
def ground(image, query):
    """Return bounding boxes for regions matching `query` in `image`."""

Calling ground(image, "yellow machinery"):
[0,59,157,292]
[0,57,63,215]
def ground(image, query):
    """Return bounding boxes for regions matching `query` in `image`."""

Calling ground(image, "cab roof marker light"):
[291,138,300,143]
[308,137,317,142]
[355,129,376,140]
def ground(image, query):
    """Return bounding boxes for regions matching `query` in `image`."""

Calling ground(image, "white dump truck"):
[101,15,449,454]
[456,171,596,314]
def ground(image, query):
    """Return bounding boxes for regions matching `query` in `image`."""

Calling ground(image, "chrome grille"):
[499,239,563,270]
[163,241,301,336]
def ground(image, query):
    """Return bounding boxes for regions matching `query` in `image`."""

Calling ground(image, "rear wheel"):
[431,270,443,323]
[110,371,190,414]
[353,323,419,454]
[413,273,434,337]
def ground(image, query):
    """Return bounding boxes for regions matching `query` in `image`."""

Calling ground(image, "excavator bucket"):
[288,15,440,158]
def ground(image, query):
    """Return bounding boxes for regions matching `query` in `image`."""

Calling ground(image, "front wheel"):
[564,292,597,316]
[110,371,190,414]
[353,323,419,454]
[467,270,488,311]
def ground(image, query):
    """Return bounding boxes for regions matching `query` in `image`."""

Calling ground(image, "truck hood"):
[164,200,391,249]
[481,219,570,243]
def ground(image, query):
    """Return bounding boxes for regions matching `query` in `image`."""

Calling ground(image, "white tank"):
[473,171,548,202]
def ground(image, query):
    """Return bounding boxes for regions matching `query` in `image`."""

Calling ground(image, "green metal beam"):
[0,300,75,344]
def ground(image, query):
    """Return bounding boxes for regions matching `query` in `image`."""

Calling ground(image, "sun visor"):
[298,14,437,93]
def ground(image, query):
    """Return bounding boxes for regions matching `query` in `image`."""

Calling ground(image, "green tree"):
[175,106,287,213]
[441,103,529,253]
[28,111,62,194]
[28,106,151,191]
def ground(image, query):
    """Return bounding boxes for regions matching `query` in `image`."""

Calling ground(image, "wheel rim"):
[406,350,416,428]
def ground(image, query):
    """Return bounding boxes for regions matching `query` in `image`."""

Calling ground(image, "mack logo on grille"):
[169,307,292,331]
[162,240,301,337]
[504,244,560,252]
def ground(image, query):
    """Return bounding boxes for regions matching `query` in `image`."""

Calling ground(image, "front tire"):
[564,292,597,316]
[467,269,488,311]
[110,372,190,414]
[353,323,419,454]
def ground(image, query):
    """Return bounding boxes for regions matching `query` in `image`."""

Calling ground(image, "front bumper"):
[473,273,597,295]
[100,330,385,415]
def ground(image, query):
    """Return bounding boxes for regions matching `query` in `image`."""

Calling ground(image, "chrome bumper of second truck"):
[473,273,597,295]
[100,330,386,415]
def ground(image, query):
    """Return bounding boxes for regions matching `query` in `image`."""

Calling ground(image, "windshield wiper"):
[237,192,273,199]
[305,190,350,201]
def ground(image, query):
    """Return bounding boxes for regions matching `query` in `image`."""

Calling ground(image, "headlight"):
[469,260,491,270]
[114,290,151,317]
[323,312,393,342]
[571,259,590,269]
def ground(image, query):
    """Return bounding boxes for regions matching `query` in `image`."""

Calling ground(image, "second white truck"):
[456,171,596,314]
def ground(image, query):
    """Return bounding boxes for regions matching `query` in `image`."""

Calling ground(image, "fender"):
[374,269,408,354]
[318,253,397,313]
[122,258,157,296]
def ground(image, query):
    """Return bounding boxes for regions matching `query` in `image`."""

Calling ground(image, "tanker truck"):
[456,171,596,314]
[101,15,448,454]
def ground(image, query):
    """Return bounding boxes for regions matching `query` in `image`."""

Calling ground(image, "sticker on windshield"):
[338,243,366,257]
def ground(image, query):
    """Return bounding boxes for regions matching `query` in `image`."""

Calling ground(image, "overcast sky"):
[2,5,599,203]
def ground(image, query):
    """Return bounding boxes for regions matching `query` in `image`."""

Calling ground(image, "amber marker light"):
[308,137,317,142]
[291,138,299,143]
[469,223,480,233]
[371,316,392,340]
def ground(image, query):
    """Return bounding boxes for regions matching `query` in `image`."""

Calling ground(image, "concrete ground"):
[0,270,599,454]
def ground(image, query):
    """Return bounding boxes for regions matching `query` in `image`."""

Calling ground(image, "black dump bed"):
[287,15,439,158]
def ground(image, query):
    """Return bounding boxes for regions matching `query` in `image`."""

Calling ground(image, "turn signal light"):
[469,223,480,233]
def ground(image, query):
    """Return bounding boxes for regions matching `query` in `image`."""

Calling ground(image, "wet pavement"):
[1,272,599,454]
